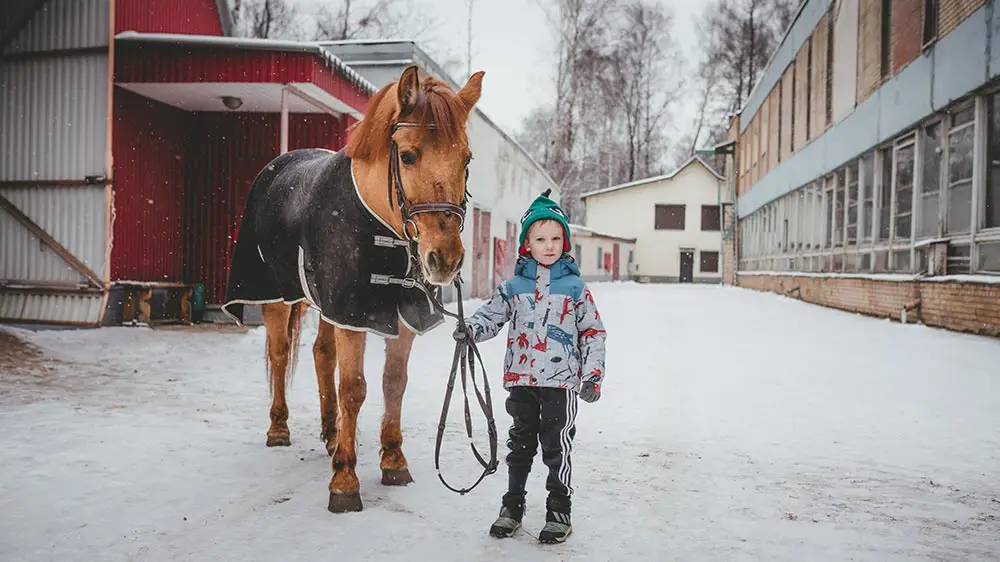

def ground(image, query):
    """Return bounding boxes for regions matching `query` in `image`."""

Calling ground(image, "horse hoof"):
[266,434,291,447]
[328,492,363,513]
[381,468,413,486]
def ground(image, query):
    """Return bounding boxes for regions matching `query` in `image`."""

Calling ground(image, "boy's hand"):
[452,324,475,343]
[579,381,601,403]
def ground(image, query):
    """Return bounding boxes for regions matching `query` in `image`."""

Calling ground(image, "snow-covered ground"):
[2,283,999,561]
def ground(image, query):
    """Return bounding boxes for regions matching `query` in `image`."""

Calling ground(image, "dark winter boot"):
[489,501,524,538]
[538,510,572,543]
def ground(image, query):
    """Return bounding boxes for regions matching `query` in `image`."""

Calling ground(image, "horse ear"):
[457,70,484,110]
[396,65,421,118]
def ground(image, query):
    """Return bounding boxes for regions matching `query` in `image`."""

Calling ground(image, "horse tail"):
[285,301,306,387]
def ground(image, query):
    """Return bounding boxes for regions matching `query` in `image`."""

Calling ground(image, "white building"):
[568,224,636,282]
[581,156,729,283]
[322,40,561,300]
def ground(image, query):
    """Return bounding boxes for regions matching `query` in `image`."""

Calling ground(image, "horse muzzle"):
[422,249,464,285]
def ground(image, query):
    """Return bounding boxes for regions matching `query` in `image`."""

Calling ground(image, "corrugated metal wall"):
[115,0,223,36]
[110,98,347,303]
[0,0,110,325]
[111,88,190,282]
[183,112,347,304]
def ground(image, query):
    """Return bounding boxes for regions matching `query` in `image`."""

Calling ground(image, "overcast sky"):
[409,0,706,135]
[295,0,708,141]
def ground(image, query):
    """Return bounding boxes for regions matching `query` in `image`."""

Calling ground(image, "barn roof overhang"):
[113,32,376,119]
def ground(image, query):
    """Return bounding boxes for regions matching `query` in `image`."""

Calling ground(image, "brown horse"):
[222,65,485,512]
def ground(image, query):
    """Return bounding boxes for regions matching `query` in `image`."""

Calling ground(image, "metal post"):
[280,86,289,155]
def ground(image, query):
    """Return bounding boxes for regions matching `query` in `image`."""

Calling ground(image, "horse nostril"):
[428,250,441,271]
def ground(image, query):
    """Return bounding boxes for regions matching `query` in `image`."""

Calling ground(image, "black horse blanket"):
[222,148,444,338]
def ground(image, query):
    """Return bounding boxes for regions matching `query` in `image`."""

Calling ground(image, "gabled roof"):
[568,224,636,243]
[580,155,725,200]
[215,0,234,36]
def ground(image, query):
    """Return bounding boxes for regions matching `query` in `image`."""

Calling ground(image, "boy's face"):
[525,220,564,266]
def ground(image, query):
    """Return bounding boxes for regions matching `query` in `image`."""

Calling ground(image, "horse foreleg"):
[328,326,367,513]
[380,322,416,485]
[262,302,293,447]
[313,320,339,457]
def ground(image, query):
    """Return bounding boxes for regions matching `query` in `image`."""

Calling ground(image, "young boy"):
[454,189,607,544]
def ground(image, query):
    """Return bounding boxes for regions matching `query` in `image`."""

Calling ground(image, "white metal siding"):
[0,186,107,283]
[0,0,110,325]
[0,292,105,325]
[3,0,109,53]
[831,0,860,124]
[0,54,109,180]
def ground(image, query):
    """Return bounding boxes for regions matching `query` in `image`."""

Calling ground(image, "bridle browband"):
[388,121,470,241]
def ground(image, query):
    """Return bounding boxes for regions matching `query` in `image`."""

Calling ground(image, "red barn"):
[1,0,374,326]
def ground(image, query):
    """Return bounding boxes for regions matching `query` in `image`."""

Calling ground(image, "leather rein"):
[385,120,499,495]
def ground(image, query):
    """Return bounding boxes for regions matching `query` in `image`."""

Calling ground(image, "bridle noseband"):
[388,122,470,241]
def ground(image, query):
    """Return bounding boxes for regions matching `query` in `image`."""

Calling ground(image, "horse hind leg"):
[328,326,367,513]
[262,301,304,447]
[380,322,416,486]
[313,319,339,457]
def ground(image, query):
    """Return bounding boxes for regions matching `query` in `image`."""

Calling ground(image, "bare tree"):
[609,0,683,181]
[231,0,300,39]
[231,0,443,48]
[311,0,437,41]
[519,0,683,220]
[683,0,797,153]
[702,0,798,114]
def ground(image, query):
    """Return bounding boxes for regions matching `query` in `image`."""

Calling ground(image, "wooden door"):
[612,243,620,281]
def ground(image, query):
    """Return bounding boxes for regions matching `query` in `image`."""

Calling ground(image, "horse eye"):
[400,151,417,165]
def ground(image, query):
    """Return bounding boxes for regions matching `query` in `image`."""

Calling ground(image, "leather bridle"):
[387,122,470,241]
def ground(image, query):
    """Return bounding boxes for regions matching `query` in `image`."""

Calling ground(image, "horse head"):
[347,65,484,286]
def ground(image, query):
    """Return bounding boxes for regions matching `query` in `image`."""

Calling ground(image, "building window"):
[833,172,844,247]
[923,0,939,45]
[894,138,915,242]
[575,243,582,264]
[700,251,719,273]
[918,122,942,238]
[597,247,603,267]
[655,204,685,230]
[987,93,1000,229]
[701,205,721,231]
[878,146,893,241]
[861,153,875,241]
[946,106,975,234]
[880,0,892,79]
[978,242,1000,273]
[947,243,972,274]
[846,164,859,245]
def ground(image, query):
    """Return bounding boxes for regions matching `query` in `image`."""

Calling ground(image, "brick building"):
[729,0,1000,337]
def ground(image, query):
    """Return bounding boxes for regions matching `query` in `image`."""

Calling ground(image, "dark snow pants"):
[501,386,578,514]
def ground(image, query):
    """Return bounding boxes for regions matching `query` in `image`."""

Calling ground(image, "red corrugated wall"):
[116,0,224,36]
[185,112,348,304]
[111,88,190,282]
[111,91,347,302]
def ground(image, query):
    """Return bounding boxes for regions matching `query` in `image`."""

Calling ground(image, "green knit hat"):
[519,188,571,256]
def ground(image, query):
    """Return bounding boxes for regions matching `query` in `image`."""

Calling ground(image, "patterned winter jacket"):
[466,255,607,392]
